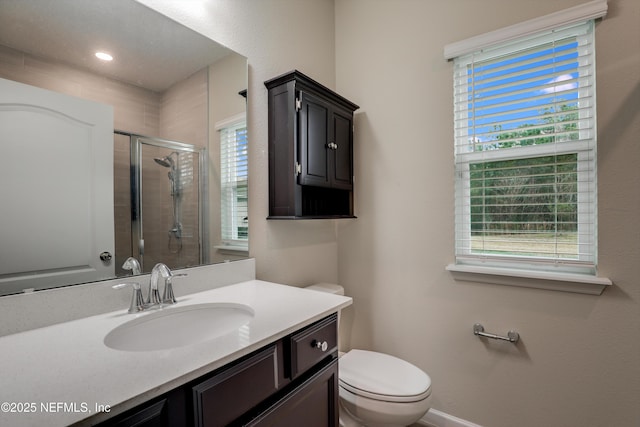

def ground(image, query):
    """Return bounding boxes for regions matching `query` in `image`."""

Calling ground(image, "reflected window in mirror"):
[219,114,249,252]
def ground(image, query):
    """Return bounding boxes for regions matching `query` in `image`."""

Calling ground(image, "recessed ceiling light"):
[95,52,113,61]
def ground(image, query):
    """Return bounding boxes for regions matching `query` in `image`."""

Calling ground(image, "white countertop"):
[0,280,352,426]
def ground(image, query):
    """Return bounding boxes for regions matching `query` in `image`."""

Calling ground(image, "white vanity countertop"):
[0,280,352,426]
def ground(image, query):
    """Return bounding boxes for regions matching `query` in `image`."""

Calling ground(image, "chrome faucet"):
[148,263,170,305]
[121,257,142,275]
[113,262,186,313]
[148,263,187,307]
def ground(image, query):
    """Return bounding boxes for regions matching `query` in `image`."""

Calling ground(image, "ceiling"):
[0,0,230,92]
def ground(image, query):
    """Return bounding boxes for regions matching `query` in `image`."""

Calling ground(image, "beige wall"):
[209,53,247,128]
[160,67,208,147]
[335,0,640,426]
[209,52,249,263]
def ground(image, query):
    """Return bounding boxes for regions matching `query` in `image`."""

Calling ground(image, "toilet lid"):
[339,349,432,403]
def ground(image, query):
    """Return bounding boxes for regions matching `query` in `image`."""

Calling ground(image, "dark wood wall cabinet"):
[265,70,359,219]
[98,314,339,427]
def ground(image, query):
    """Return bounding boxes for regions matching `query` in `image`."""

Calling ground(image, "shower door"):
[131,136,206,273]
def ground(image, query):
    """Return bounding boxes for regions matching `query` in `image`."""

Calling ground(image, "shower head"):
[154,155,175,168]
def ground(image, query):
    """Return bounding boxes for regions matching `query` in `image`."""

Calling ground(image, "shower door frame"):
[117,131,208,272]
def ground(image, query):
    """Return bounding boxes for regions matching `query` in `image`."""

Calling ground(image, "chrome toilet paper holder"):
[473,323,520,344]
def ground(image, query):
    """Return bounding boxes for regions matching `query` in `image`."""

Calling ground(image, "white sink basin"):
[104,303,254,352]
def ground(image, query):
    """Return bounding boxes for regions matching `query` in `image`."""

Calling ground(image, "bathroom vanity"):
[0,279,351,427]
[102,314,339,426]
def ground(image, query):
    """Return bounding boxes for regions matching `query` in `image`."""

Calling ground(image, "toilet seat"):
[339,349,432,403]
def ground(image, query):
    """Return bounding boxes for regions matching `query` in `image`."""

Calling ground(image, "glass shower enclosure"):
[114,132,207,275]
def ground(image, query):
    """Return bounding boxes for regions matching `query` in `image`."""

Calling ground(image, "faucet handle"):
[113,282,145,313]
[162,273,187,305]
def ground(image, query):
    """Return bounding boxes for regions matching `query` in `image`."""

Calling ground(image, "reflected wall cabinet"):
[265,70,359,219]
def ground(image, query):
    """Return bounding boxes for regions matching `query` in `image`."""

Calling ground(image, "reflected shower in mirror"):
[115,133,206,278]
[0,0,248,296]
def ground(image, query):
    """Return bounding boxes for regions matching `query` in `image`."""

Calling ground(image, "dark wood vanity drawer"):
[192,344,279,427]
[289,313,337,378]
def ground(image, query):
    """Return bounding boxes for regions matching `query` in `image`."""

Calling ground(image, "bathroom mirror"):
[0,0,248,296]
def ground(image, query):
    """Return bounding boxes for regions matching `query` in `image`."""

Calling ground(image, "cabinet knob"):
[313,340,329,352]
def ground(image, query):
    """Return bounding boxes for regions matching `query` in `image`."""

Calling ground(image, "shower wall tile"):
[20,56,85,98]
[144,104,161,135]
[159,68,208,147]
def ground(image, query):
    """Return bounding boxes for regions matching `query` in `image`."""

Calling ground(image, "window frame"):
[444,1,611,294]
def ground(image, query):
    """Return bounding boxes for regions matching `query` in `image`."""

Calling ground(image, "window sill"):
[446,264,612,295]
[214,245,249,255]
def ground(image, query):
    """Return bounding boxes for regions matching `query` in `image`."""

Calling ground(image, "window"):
[219,116,248,250]
[446,5,608,284]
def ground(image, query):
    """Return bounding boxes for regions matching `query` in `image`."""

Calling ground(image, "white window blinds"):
[220,118,248,248]
[452,20,597,275]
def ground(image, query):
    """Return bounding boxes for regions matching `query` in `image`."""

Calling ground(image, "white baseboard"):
[416,408,484,427]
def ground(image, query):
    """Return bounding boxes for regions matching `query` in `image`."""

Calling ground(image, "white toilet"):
[305,284,432,427]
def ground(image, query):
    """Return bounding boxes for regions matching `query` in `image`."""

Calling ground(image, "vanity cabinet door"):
[192,345,279,427]
[98,388,187,427]
[245,358,339,427]
[106,399,170,427]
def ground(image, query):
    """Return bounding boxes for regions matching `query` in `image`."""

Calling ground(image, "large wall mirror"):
[0,0,248,296]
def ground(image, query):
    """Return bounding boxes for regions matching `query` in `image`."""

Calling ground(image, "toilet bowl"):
[338,349,432,427]
[305,284,432,427]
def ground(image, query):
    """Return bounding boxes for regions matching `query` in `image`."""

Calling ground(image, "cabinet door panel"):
[269,83,297,216]
[331,111,353,190]
[193,345,278,427]
[246,359,338,427]
[107,399,169,427]
[97,388,187,427]
[299,92,330,188]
